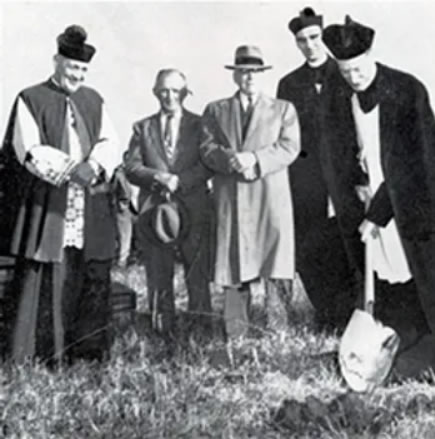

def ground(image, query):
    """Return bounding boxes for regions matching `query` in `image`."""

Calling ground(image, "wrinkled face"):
[233,69,262,96]
[337,52,375,92]
[154,72,186,114]
[295,25,325,64]
[54,55,88,94]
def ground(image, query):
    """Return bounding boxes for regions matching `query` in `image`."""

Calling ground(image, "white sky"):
[2,1,435,149]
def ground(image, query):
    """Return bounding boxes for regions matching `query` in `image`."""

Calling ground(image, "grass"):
[1,263,435,438]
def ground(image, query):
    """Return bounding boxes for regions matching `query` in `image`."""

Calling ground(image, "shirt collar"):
[238,91,258,109]
[160,108,183,120]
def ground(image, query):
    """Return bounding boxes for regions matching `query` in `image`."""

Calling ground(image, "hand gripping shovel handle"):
[364,236,375,315]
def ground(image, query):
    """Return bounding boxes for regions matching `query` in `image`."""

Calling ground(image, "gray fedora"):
[137,191,190,248]
[225,45,272,71]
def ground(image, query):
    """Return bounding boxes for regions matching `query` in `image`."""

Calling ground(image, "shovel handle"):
[364,236,375,315]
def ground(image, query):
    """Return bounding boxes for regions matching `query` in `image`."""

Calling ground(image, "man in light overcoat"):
[200,45,300,338]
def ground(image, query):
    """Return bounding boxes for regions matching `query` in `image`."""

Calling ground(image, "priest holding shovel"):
[321,16,435,384]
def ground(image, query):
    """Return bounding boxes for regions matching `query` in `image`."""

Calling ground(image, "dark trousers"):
[5,248,112,363]
[143,215,212,333]
[297,218,359,327]
[400,238,435,335]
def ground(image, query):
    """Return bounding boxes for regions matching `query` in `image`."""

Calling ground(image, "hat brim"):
[137,193,190,248]
[224,64,272,71]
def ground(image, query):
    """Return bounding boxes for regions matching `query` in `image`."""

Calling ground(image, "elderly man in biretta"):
[200,45,301,339]
[1,25,122,364]
[321,16,434,354]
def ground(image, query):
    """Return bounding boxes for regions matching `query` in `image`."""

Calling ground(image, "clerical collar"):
[308,61,328,85]
[355,68,380,113]
[238,92,258,111]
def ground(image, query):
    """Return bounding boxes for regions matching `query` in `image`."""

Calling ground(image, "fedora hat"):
[225,45,272,71]
[137,191,190,248]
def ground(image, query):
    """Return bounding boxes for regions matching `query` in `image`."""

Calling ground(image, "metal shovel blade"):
[339,308,400,392]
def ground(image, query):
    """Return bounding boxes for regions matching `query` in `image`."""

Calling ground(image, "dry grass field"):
[2,263,435,438]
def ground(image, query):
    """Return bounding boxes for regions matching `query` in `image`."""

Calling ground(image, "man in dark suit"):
[321,16,432,344]
[125,69,212,335]
[277,7,357,329]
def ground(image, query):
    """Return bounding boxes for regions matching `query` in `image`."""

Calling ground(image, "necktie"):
[241,97,253,140]
[163,113,175,160]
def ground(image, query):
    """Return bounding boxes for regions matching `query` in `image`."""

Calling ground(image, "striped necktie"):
[163,113,175,160]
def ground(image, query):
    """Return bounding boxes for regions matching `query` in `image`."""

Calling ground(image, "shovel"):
[339,236,401,392]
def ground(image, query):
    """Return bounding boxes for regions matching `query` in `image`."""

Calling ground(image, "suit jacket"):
[200,93,300,285]
[124,109,211,232]
[322,63,435,273]
[277,58,339,239]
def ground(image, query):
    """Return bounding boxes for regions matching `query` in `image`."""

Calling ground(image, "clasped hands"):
[152,172,180,194]
[68,162,97,187]
[228,151,258,180]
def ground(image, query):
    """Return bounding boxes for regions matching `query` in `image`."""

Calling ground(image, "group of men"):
[1,7,435,366]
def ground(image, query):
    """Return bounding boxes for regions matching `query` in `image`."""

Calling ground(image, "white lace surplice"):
[351,94,411,284]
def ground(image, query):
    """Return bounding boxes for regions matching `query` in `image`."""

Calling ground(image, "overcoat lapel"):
[243,94,268,147]
[220,95,242,151]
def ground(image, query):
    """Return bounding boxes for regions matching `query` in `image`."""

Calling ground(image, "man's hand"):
[69,162,97,187]
[359,219,379,243]
[229,152,257,173]
[152,172,180,193]
[242,167,258,181]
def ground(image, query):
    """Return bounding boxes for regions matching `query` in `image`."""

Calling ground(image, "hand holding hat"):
[69,161,98,187]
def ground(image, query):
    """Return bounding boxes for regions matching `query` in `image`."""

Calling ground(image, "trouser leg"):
[223,283,251,339]
[180,215,212,322]
[144,243,176,334]
[116,210,133,266]
[265,278,292,333]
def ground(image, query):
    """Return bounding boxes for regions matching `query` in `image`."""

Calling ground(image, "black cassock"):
[322,63,435,335]
[277,57,357,326]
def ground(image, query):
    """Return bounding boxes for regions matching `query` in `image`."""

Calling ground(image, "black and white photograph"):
[1,1,435,437]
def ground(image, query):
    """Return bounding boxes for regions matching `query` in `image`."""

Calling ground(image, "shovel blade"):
[339,309,400,392]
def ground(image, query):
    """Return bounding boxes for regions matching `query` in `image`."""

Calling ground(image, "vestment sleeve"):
[88,103,122,180]
[12,97,41,164]
[199,104,235,174]
[254,102,301,177]
[365,182,394,227]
